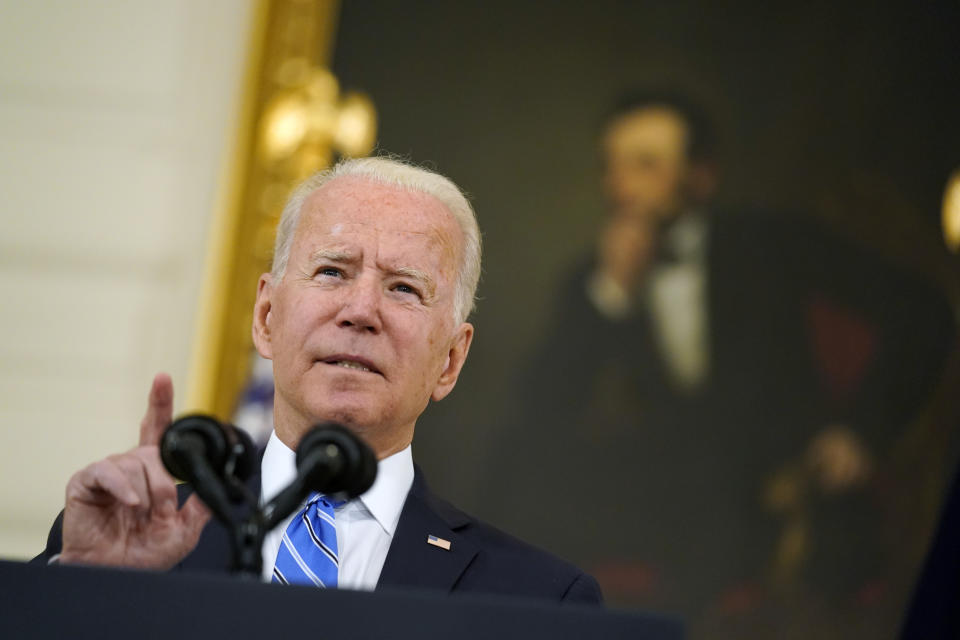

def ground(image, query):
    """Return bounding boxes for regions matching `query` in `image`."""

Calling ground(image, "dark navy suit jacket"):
[34,466,603,605]
[900,464,960,638]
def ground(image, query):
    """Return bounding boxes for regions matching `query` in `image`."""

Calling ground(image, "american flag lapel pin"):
[427,534,452,551]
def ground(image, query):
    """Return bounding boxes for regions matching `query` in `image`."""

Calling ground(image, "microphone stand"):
[213,446,346,579]
[211,474,306,579]
[169,421,373,580]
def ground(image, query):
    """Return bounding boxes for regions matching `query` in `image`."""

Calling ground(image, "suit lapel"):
[376,467,478,593]
[182,457,480,592]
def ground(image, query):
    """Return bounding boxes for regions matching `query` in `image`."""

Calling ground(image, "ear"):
[251,273,275,360]
[431,322,474,402]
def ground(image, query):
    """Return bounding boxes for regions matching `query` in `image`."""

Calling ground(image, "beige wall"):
[0,0,255,559]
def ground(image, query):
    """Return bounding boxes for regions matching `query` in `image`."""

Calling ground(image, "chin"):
[318,408,367,428]
[305,397,379,429]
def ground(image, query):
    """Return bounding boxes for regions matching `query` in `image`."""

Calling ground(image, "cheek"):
[397,322,449,379]
[425,325,455,377]
[272,296,324,355]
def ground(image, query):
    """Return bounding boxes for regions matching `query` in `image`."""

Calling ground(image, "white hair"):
[271,156,482,324]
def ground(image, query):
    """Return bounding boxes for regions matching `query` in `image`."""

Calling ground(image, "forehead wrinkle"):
[303,179,463,306]
[308,247,356,263]
[307,243,441,300]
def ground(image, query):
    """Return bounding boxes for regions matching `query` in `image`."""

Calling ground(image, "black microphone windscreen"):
[160,414,228,483]
[296,423,377,499]
[223,423,257,483]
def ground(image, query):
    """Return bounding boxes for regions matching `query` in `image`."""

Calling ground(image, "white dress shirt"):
[645,212,710,392]
[259,430,414,590]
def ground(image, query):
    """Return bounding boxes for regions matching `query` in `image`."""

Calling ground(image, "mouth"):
[319,355,383,376]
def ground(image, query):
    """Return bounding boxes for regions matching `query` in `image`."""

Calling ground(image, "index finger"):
[139,372,174,446]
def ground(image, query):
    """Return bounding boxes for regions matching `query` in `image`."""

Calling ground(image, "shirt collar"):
[663,209,708,262]
[260,430,413,536]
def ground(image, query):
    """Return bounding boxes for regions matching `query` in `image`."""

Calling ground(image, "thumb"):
[139,373,174,447]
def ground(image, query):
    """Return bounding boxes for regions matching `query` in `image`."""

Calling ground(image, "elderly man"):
[35,156,602,604]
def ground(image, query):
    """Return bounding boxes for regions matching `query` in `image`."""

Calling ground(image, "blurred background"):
[1,1,959,638]
[0,0,255,556]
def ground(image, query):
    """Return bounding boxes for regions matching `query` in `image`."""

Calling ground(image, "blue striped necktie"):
[272,492,344,587]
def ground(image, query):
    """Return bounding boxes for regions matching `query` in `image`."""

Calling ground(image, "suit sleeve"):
[30,510,65,565]
[561,572,604,605]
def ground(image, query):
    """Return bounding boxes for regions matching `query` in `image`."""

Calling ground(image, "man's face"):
[253,176,474,457]
[602,106,690,221]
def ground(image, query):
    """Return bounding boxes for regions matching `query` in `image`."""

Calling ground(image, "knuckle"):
[66,466,93,496]
[110,454,143,477]
[132,445,160,463]
[104,452,126,466]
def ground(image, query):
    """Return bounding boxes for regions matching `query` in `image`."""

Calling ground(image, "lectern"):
[0,560,682,639]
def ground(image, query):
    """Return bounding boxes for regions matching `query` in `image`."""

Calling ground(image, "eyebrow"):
[308,248,438,300]
[391,266,436,298]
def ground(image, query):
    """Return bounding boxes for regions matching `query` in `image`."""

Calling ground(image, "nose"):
[335,274,382,333]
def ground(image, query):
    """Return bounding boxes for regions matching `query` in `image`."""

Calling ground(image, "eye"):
[392,282,421,298]
[316,266,343,278]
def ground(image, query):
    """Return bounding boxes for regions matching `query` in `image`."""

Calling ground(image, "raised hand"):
[59,373,211,569]
[597,213,659,294]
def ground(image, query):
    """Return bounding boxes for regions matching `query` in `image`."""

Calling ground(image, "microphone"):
[262,423,377,529]
[160,414,257,524]
[296,423,378,498]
